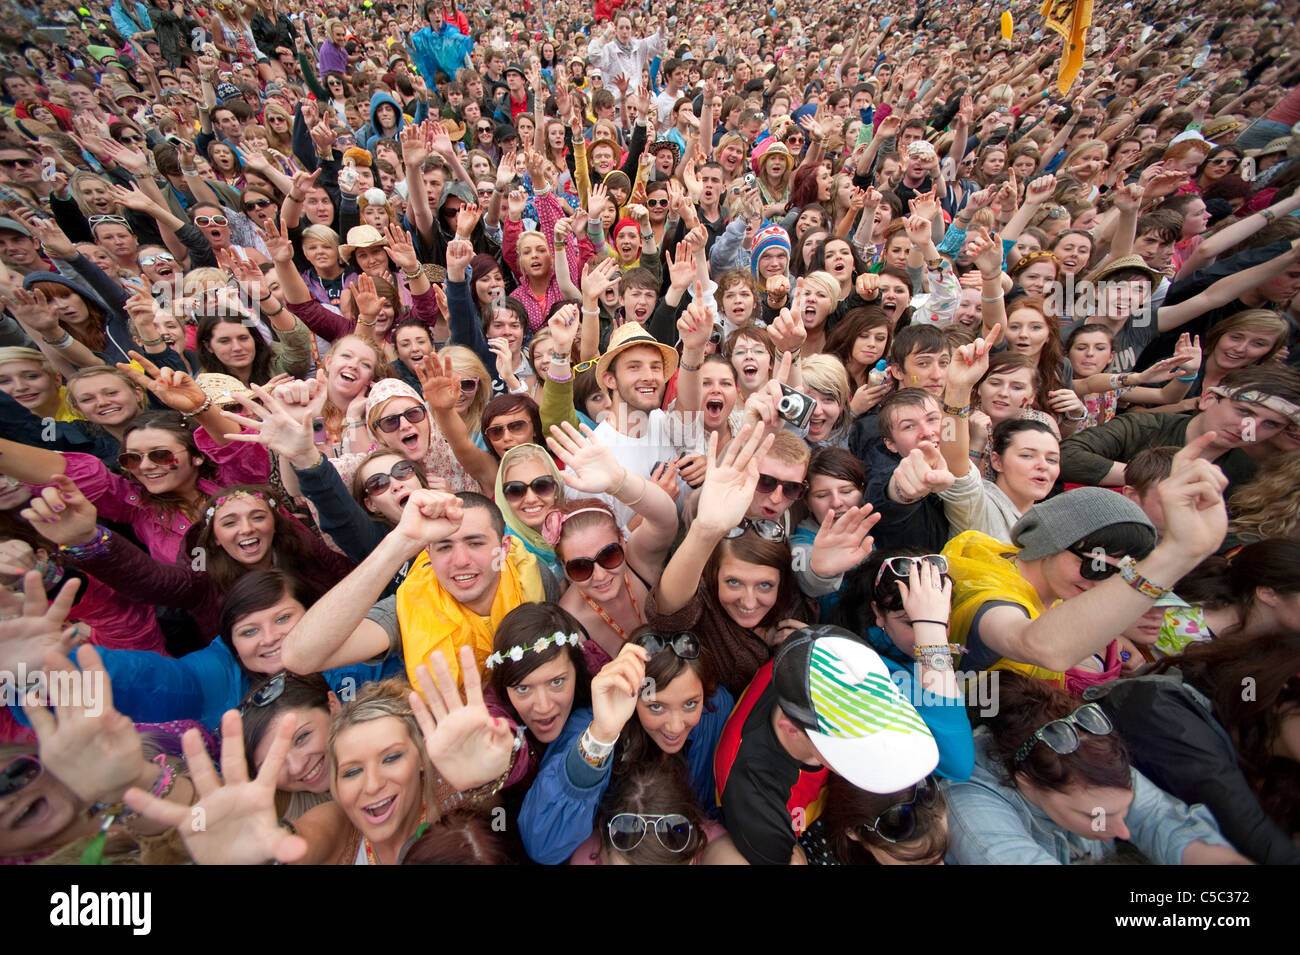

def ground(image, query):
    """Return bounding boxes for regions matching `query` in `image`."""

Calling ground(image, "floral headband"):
[541,507,612,547]
[204,490,277,525]
[485,631,585,670]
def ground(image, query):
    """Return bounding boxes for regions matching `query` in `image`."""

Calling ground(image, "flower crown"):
[204,489,277,525]
[485,631,585,670]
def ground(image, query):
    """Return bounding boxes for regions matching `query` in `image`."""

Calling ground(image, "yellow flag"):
[1001,10,1013,40]
[1041,0,1093,95]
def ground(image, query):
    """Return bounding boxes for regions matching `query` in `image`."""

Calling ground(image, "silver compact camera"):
[776,383,816,429]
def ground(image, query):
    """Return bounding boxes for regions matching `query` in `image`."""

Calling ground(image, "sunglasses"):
[874,554,949,589]
[634,630,700,659]
[194,215,229,226]
[120,134,144,145]
[0,157,35,167]
[755,473,807,500]
[244,198,275,209]
[1013,702,1114,766]
[0,754,41,798]
[118,448,179,471]
[859,777,938,844]
[607,812,694,853]
[89,214,128,226]
[486,418,531,441]
[374,406,428,433]
[564,541,625,582]
[573,357,598,373]
[458,377,479,394]
[723,518,786,541]
[1206,157,1239,167]
[363,458,419,495]
[501,475,558,502]
[243,671,287,710]
[139,252,176,266]
[478,126,494,134]
[1066,546,1124,581]
[646,197,669,207]
[477,187,495,197]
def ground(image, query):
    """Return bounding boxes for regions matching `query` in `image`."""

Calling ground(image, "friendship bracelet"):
[43,332,75,349]
[678,357,701,372]
[1176,374,1198,382]
[980,294,1003,302]
[578,726,616,769]
[942,401,970,417]
[59,524,112,559]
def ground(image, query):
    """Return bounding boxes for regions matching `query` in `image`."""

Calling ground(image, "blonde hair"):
[0,346,56,377]
[1228,450,1300,543]
[1206,309,1289,365]
[301,224,342,248]
[328,677,440,815]
[985,84,1015,107]
[766,429,811,470]
[183,268,230,297]
[798,353,851,434]
[440,344,491,435]
[802,270,842,307]
[70,170,121,218]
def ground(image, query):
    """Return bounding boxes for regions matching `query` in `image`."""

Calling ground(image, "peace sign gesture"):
[409,645,516,791]
[117,350,208,415]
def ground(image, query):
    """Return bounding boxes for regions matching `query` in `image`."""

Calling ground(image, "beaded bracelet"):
[59,524,112,559]
[180,396,213,420]
[941,401,970,417]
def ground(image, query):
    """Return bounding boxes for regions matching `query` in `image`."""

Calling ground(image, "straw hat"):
[339,224,388,260]
[594,321,679,383]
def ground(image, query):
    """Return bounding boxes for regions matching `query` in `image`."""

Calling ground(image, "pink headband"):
[541,507,612,547]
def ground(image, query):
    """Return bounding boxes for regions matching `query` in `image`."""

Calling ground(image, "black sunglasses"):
[1067,546,1124,581]
[0,755,41,797]
[501,475,558,502]
[375,406,428,433]
[755,473,807,500]
[244,198,275,209]
[634,630,700,659]
[0,157,35,167]
[860,777,938,844]
[118,448,179,471]
[564,541,624,582]
[363,458,419,494]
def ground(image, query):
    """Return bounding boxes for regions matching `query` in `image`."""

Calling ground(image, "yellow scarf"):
[941,530,1065,688]
[395,535,545,691]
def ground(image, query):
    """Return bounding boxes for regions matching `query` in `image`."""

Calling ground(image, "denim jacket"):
[942,728,1233,865]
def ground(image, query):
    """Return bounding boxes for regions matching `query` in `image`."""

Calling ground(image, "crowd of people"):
[0,0,1298,866]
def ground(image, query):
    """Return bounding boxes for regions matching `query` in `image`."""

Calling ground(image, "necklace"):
[580,574,640,640]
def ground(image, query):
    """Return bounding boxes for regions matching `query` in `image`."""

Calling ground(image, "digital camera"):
[776,384,816,429]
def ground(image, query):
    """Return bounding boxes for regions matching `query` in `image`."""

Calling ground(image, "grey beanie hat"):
[1011,487,1156,562]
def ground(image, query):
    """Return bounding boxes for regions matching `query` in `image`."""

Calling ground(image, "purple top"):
[318,41,348,78]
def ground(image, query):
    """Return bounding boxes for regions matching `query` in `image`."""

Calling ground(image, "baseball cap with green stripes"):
[773,626,938,793]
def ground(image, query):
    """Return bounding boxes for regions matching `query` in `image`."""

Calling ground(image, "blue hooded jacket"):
[364,91,407,152]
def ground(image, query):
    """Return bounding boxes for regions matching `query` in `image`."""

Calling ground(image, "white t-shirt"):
[592,410,684,526]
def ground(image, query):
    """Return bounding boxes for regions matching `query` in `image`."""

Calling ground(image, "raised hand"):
[117,350,208,415]
[27,645,147,807]
[855,271,881,300]
[767,305,807,355]
[948,323,1003,393]
[455,202,483,238]
[352,273,382,323]
[1156,445,1228,560]
[0,286,62,337]
[97,137,148,177]
[695,424,777,536]
[124,710,309,865]
[676,300,713,353]
[224,379,326,465]
[903,212,932,247]
[506,187,527,221]
[586,180,610,224]
[547,420,628,494]
[409,645,515,790]
[399,122,430,168]
[21,214,77,259]
[966,226,1003,279]
[589,642,649,742]
[850,381,891,415]
[895,558,952,631]
[808,504,881,578]
[414,350,462,412]
[19,475,99,548]
[257,219,296,265]
[546,301,581,358]
[444,236,475,280]
[392,487,466,549]
[1022,173,1056,205]
[579,255,620,305]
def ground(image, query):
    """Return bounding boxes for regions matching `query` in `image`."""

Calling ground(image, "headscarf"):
[494,444,563,572]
